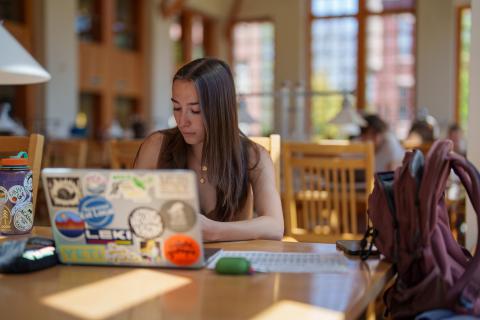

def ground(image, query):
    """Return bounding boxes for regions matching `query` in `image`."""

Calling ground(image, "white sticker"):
[13,202,33,232]
[0,186,8,204]
[8,185,28,204]
[23,172,33,193]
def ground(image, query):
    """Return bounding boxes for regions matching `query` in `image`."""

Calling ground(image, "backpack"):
[366,139,480,318]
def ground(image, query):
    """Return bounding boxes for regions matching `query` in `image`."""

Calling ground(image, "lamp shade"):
[329,95,366,127]
[0,24,51,84]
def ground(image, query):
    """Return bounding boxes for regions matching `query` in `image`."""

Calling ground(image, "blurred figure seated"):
[405,119,436,145]
[359,114,405,172]
[446,123,466,156]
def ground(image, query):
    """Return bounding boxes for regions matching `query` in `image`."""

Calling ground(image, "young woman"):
[134,58,284,241]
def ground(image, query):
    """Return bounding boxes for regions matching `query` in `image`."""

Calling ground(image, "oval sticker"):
[164,235,200,266]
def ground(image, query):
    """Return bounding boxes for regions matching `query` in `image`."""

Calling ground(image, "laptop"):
[41,168,219,269]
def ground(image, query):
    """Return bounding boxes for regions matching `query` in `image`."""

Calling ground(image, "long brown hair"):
[157,58,259,222]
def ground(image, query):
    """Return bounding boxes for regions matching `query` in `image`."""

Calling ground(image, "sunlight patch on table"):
[251,300,344,320]
[41,269,190,319]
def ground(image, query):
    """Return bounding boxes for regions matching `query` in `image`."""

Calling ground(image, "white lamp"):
[329,93,366,137]
[0,23,51,84]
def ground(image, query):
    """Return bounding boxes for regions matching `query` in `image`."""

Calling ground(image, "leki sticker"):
[12,202,33,232]
[79,195,115,229]
[164,235,200,266]
[140,240,162,262]
[85,228,133,245]
[107,174,155,202]
[156,173,196,199]
[128,207,165,239]
[0,206,12,230]
[84,173,108,194]
[54,210,85,238]
[47,177,83,207]
[105,242,143,264]
[8,185,28,204]
[23,172,33,193]
[161,200,196,232]
[0,186,8,204]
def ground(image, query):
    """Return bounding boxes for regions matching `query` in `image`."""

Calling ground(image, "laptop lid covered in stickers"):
[41,168,206,269]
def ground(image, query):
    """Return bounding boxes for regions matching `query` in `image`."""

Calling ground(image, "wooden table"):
[0,227,393,320]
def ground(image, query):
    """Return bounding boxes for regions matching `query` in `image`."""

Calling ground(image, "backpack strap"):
[449,153,480,313]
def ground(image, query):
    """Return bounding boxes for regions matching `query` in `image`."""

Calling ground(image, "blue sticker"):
[54,210,85,238]
[79,195,115,229]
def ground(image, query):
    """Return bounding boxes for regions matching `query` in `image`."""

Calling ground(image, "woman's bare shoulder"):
[134,131,165,169]
[142,131,165,148]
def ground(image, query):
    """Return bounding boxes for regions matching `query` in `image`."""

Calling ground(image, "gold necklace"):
[199,165,208,184]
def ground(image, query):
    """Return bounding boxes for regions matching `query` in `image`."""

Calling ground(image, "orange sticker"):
[164,235,200,266]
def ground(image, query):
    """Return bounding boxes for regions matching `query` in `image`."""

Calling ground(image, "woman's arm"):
[133,132,164,169]
[200,147,284,241]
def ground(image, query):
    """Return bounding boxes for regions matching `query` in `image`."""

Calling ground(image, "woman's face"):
[172,80,205,145]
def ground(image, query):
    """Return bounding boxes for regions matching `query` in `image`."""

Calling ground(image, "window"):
[169,10,217,70]
[310,0,416,139]
[232,21,275,135]
[114,0,139,50]
[76,0,102,42]
[456,6,471,131]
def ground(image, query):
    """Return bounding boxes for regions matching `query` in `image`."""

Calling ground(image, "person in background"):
[405,119,437,145]
[359,114,405,172]
[447,123,467,156]
[134,58,284,242]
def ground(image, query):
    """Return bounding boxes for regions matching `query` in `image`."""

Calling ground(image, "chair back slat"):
[109,139,143,169]
[44,139,88,168]
[249,134,281,191]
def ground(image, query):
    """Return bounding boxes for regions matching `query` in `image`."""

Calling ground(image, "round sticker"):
[8,185,28,204]
[0,186,8,204]
[164,235,201,266]
[13,202,33,232]
[128,207,165,239]
[85,173,107,194]
[54,210,85,238]
[79,195,115,229]
[23,172,33,193]
[161,200,196,232]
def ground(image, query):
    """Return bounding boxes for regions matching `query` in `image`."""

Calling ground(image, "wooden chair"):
[283,140,375,242]
[109,139,143,169]
[43,139,88,168]
[249,134,281,191]
[0,134,44,213]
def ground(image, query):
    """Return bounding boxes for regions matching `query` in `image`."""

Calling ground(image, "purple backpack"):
[367,139,480,318]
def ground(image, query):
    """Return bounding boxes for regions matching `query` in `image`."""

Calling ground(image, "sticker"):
[128,207,165,239]
[54,210,85,238]
[47,177,83,207]
[8,185,28,204]
[0,206,12,230]
[84,173,107,194]
[164,235,201,266]
[156,173,196,198]
[79,195,115,229]
[161,200,196,232]
[105,243,143,264]
[23,172,33,193]
[140,240,162,262]
[0,186,8,204]
[85,228,133,245]
[12,202,33,232]
[59,245,106,264]
[107,174,155,202]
